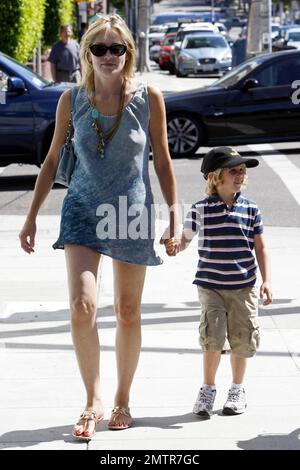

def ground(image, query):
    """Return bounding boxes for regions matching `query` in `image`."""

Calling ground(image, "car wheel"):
[169,64,175,75]
[176,69,187,78]
[167,113,203,158]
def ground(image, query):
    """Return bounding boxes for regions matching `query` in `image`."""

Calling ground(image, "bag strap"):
[65,87,75,144]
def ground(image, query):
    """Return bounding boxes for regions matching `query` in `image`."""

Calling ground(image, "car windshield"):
[2,54,49,88]
[185,36,226,49]
[212,57,264,88]
[164,36,175,45]
[288,31,300,41]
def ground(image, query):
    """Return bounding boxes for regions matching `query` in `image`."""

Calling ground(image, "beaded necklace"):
[90,79,126,158]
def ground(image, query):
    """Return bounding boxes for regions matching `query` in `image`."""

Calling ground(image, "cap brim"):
[226,156,259,169]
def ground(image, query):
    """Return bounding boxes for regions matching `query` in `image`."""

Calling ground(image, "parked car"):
[0,51,72,166]
[175,33,232,77]
[224,17,247,29]
[151,12,209,26]
[165,49,300,157]
[159,33,176,71]
[173,23,219,72]
[283,28,300,49]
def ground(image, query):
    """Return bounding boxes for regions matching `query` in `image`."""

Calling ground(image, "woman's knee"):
[115,302,140,326]
[71,296,96,325]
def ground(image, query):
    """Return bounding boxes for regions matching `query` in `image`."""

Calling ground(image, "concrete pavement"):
[0,215,300,450]
[1,71,300,451]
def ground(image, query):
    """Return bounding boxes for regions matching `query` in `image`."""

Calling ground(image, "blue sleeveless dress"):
[53,83,162,266]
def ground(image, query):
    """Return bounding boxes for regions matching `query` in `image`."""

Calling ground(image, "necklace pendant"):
[91,108,99,119]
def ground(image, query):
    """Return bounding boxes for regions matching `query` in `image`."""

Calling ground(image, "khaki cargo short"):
[197,285,260,358]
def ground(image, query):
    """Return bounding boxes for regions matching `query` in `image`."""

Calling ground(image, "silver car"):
[176,33,232,77]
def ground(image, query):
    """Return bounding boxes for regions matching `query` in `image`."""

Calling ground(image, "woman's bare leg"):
[109,260,146,427]
[65,244,103,437]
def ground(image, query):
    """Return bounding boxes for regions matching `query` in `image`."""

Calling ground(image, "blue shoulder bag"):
[54,116,76,187]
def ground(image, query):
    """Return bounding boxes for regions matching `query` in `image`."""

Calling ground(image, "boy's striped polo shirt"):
[184,192,264,289]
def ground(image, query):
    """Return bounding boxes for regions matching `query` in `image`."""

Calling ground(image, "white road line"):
[248,144,300,207]
[0,167,6,175]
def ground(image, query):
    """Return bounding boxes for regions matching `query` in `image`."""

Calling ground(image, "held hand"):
[19,219,36,254]
[260,281,273,305]
[164,237,178,256]
[159,224,181,255]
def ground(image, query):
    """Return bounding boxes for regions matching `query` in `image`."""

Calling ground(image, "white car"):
[284,28,300,49]
[176,33,232,77]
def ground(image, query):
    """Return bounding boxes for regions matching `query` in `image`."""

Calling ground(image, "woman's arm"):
[254,233,273,305]
[19,89,72,253]
[148,85,180,248]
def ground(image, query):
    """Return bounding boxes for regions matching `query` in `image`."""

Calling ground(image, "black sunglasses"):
[89,43,127,57]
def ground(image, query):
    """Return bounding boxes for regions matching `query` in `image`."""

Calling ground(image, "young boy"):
[165,146,272,418]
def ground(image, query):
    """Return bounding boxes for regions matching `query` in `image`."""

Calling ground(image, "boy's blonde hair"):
[205,167,248,196]
[80,14,136,95]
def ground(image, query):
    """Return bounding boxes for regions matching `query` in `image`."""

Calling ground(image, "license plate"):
[202,64,214,71]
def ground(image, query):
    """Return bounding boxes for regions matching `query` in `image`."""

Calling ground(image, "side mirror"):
[242,78,259,91]
[7,77,25,94]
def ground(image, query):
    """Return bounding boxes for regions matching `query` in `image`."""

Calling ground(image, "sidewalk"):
[0,214,300,450]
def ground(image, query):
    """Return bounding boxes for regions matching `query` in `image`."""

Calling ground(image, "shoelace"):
[197,388,215,406]
[227,389,244,403]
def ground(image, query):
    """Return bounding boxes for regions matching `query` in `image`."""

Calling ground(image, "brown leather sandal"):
[72,410,103,440]
[107,406,132,430]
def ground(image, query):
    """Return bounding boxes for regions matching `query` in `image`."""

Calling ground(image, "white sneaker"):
[223,387,247,415]
[193,386,216,418]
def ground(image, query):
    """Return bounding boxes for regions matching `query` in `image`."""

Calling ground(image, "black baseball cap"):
[201,146,259,179]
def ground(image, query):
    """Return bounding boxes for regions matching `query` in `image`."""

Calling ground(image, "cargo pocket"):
[248,317,260,354]
[198,311,208,348]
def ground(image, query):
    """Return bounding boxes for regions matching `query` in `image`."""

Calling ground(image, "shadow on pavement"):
[237,428,300,450]
[0,412,216,449]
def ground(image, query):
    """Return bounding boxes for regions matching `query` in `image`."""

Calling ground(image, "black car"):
[165,49,300,157]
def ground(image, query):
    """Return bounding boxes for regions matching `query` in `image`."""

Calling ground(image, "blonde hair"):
[80,14,136,95]
[205,168,224,196]
[205,167,248,196]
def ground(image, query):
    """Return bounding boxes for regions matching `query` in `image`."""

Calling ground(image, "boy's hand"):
[163,237,178,256]
[260,281,273,305]
[159,225,181,256]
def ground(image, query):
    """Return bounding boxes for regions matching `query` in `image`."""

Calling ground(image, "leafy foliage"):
[43,0,75,49]
[0,0,46,62]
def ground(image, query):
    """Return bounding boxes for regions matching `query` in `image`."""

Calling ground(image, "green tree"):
[0,0,46,62]
[43,0,75,49]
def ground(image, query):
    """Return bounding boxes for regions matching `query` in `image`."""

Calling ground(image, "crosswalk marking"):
[248,144,300,207]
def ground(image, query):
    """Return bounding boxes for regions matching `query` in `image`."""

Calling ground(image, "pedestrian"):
[48,24,81,83]
[78,22,88,43]
[164,146,272,418]
[19,14,179,439]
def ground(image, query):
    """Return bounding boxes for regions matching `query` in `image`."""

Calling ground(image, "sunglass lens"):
[90,45,107,56]
[110,44,127,56]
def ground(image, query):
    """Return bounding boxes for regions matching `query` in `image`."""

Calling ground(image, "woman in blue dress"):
[19,14,179,439]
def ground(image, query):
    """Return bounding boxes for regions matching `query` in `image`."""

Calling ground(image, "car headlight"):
[221,53,232,62]
[178,54,195,63]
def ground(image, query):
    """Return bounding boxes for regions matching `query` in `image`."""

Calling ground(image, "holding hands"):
[159,224,182,257]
